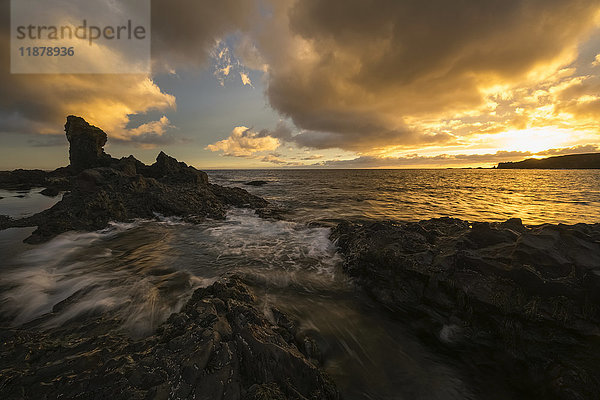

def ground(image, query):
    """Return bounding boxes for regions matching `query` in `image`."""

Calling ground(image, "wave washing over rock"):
[0,276,338,399]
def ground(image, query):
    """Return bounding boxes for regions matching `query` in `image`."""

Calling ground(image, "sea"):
[1,169,599,399]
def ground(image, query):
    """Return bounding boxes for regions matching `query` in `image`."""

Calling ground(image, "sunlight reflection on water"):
[208,169,600,225]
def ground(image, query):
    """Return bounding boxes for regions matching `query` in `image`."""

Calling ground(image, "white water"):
[0,209,342,334]
[0,197,483,399]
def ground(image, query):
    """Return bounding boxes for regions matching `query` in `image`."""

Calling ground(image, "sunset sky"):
[1,0,600,169]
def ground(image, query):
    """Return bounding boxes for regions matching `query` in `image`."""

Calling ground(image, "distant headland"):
[497,153,600,169]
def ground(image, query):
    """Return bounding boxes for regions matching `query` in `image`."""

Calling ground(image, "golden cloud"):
[206,126,281,157]
[238,0,600,152]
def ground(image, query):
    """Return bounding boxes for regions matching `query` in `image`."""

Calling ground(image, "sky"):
[1,0,600,170]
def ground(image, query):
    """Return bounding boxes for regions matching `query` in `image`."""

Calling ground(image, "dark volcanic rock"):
[65,115,112,172]
[8,166,268,244]
[332,218,600,399]
[0,116,273,243]
[141,151,209,187]
[40,187,60,197]
[11,170,222,244]
[0,276,338,400]
[210,184,269,210]
[0,169,49,190]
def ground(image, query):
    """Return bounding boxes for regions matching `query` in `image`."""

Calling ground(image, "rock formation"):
[332,218,600,399]
[0,116,274,243]
[65,116,112,172]
[0,169,62,191]
[143,151,209,187]
[0,276,339,400]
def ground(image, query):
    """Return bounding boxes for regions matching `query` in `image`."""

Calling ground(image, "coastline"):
[1,117,599,399]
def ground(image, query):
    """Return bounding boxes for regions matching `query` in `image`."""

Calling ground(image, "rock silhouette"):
[65,116,112,172]
[0,116,274,243]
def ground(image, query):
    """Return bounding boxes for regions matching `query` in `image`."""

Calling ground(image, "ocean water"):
[208,169,600,225]
[0,169,599,399]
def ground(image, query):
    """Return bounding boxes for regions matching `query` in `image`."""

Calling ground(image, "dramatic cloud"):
[2,0,600,168]
[0,0,258,144]
[0,0,176,142]
[110,116,189,148]
[206,126,281,157]
[240,72,253,87]
[239,0,600,152]
[205,123,315,165]
[554,74,600,120]
[150,0,258,71]
[212,41,254,87]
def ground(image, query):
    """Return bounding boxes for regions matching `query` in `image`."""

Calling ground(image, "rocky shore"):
[2,116,600,399]
[332,218,600,399]
[0,116,273,243]
[0,117,339,399]
[0,276,338,400]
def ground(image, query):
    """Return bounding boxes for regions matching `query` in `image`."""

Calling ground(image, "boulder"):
[40,187,60,197]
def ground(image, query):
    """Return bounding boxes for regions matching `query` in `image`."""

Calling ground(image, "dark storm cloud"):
[289,128,453,151]
[2,0,599,157]
[150,0,258,71]
[252,0,600,151]
[256,122,294,141]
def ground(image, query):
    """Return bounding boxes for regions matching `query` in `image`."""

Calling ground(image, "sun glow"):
[497,127,575,154]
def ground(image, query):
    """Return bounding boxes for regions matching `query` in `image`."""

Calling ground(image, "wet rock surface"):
[39,187,60,197]
[332,218,600,399]
[0,169,70,192]
[0,116,272,243]
[0,276,338,400]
